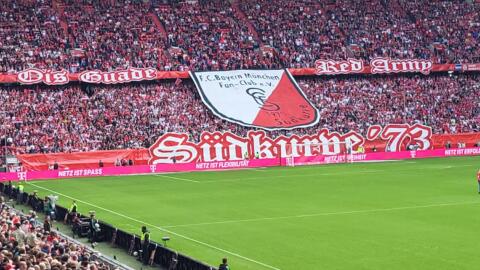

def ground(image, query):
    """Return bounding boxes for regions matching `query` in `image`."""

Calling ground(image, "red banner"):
[0,60,477,85]
[16,149,150,171]
[14,130,480,171]
[0,68,190,85]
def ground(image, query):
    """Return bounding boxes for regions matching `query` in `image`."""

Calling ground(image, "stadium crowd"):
[1,0,479,73]
[1,73,478,154]
[0,195,116,270]
[299,74,480,134]
[240,0,480,67]
[155,0,277,71]
[0,1,67,72]
[62,0,170,72]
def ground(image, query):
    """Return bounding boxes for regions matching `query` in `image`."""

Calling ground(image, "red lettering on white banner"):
[148,124,432,163]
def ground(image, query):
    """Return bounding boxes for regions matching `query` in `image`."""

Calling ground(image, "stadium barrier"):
[292,147,480,166]
[1,147,480,181]
[0,158,282,181]
[0,182,216,270]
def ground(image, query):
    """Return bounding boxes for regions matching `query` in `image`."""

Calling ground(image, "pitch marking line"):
[161,201,480,228]
[440,164,475,169]
[25,182,280,270]
[201,170,383,183]
[246,167,269,172]
[155,174,200,183]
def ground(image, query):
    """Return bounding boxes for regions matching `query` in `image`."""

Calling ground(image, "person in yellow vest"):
[357,145,365,154]
[141,226,150,265]
[69,200,78,214]
[66,200,78,224]
[17,183,24,202]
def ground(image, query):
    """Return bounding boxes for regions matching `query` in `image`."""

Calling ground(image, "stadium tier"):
[1,73,478,154]
[0,0,479,72]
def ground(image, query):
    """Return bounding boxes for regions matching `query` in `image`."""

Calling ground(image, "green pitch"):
[23,156,480,270]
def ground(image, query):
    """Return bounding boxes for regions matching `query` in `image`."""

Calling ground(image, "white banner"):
[190,69,319,130]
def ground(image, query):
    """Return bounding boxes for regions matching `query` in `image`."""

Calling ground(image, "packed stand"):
[298,74,480,135]
[155,0,277,70]
[403,0,480,64]
[62,0,170,72]
[239,0,480,66]
[0,0,68,72]
[239,0,346,68]
[0,0,479,72]
[0,193,116,270]
[0,73,478,154]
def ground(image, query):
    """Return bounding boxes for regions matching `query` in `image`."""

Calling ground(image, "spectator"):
[43,216,51,233]
[218,258,230,270]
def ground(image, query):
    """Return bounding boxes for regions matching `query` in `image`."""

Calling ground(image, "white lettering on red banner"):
[57,168,103,177]
[17,68,69,85]
[370,58,433,75]
[462,64,480,71]
[148,123,432,164]
[315,58,433,75]
[445,148,480,156]
[78,68,157,84]
[315,59,364,75]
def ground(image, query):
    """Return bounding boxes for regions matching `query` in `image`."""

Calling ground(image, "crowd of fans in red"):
[240,0,480,67]
[0,0,479,73]
[1,73,478,154]
[155,0,277,71]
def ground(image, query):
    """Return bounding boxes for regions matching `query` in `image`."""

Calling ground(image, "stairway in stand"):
[148,12,168,39]
[230,0,261,44]
[52,0,68,36]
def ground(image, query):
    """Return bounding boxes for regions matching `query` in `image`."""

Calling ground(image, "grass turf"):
[22,156,480,270]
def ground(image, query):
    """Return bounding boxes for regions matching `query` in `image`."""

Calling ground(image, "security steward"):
[141,226,150,265]
[17,183,24,202]
[67,200,78,224]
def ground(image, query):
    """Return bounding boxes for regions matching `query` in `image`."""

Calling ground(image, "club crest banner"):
[190,69,319,130]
